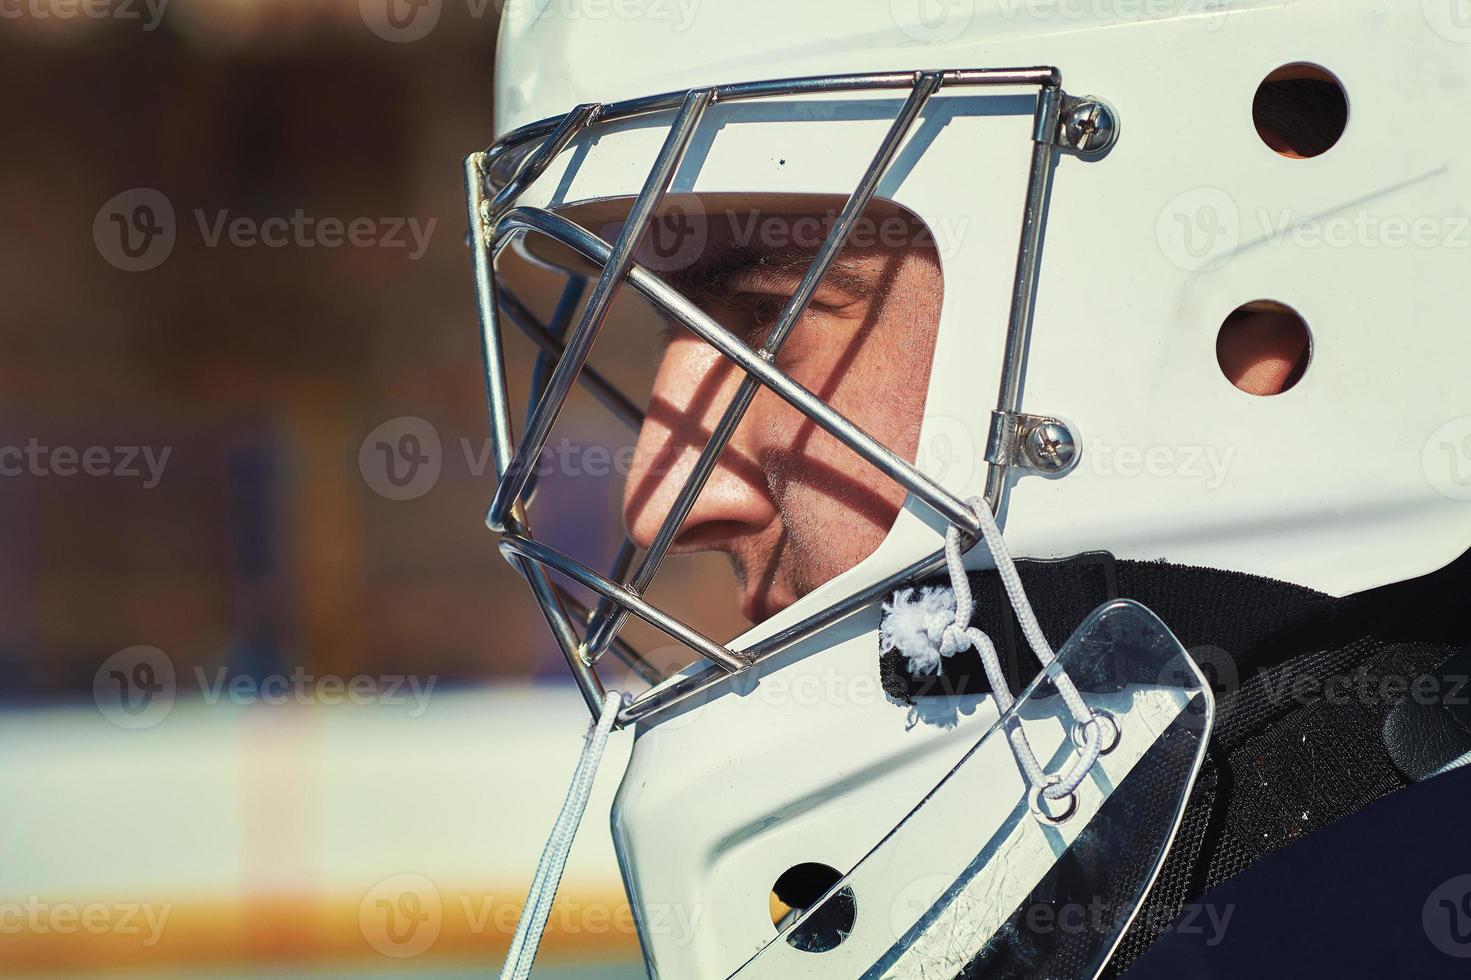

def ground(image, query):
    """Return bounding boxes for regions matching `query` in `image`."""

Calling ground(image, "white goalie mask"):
[467,2,1471,977]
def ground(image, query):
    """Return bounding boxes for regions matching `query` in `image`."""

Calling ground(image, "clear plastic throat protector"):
[729,599,1214,980]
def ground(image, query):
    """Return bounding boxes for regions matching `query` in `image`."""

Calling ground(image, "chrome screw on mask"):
[1024,419,1078,472]
[1062,98,1118,156]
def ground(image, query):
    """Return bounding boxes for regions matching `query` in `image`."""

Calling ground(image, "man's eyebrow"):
[661,242,876,303]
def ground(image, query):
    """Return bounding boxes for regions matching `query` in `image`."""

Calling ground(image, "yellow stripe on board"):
[0,889,642,972]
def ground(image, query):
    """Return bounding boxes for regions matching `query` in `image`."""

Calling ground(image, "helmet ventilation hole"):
[1216,300,1312,396]
[1253,63,1348,158]
[770,862,857,953]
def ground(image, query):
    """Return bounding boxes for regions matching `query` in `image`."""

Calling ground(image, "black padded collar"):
[881,548,1471,704]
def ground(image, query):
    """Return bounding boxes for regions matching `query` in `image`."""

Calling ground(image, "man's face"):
[621,206,944,623]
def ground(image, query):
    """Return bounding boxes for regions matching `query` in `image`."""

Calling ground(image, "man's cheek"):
[780,476,901,578]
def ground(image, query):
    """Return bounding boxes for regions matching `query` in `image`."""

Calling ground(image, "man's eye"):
[647,285,850,362]
[744,293,789,325]
[734,291,848,325]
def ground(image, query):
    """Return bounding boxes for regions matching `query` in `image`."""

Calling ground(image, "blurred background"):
[0,1,681,974]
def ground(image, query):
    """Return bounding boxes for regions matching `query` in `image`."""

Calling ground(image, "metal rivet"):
[1024,421,1077,472]
[1029,777,1078,826]
[1071,710,1120,756]
[1063,100,1118,156]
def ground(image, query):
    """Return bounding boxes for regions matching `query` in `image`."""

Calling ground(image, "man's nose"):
[622,338,777,554]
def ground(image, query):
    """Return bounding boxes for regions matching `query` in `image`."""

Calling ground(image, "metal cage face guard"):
[465,68,1116,728]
